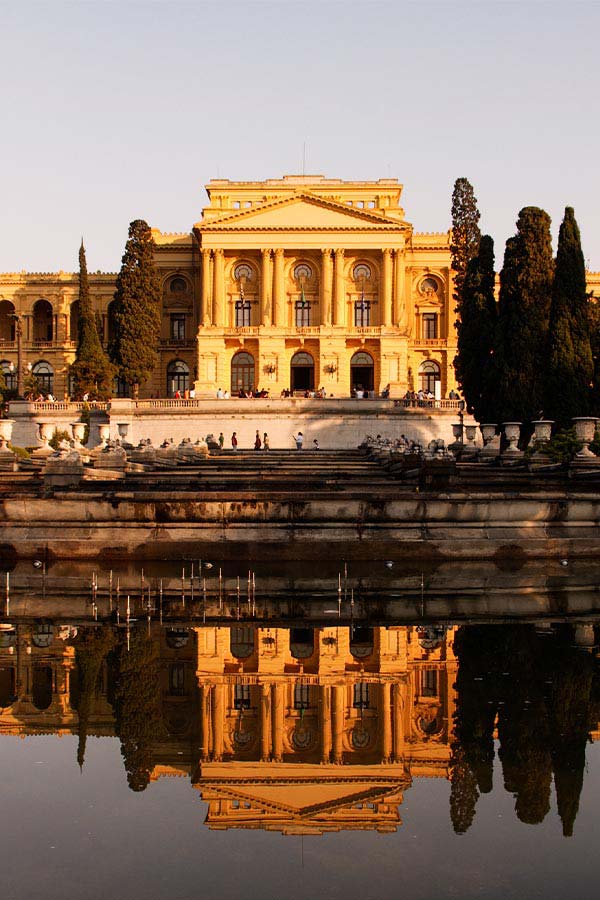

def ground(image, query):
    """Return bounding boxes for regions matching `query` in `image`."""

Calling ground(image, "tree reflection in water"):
[112,629,166,792]
[451,623,600,836]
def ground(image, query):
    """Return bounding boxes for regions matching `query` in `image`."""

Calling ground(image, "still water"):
[1,562,600,900]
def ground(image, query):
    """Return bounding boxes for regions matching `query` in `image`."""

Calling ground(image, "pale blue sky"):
[1,0,599,273]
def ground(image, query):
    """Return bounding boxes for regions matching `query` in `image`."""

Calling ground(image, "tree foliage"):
[109,220,162,393]
[70,243,115,400]
[112,627,165,792]
[74,626,116,769]
[451,177,481,310]
[494,208,554,423]
[544,208,593,428]
[454,235,498,421]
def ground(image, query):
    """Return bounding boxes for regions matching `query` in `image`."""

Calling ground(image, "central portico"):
[192,175,456,398]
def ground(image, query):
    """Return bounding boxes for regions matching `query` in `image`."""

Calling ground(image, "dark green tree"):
[69,243,115,400]
[454,235,498,421]
[494,208,554,424]
[112,627,165,791]
[543,627,594,837]
[588,298,600,414]
[109,220,162,397]
[450,177,482,309]
[544,208,593,428]
[74,625,115,769]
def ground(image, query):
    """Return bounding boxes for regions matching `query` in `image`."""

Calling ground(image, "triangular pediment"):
[197,193,409,233]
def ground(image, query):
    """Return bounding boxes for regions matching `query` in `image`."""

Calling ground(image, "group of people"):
[223,430,319,451]
[279,387,328,398]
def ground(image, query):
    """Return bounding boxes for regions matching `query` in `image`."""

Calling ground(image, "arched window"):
[418,360,440,394]
[32,361,54,394]
[231,351,255,394]
[350,351,374,393]
[0,666,16,706]
[290,351,314,392]
[165,628,190,649]
[70,301,80,343]
[350,625,374,659]
[32,666,53,710]
[32,624,54,648]
[290,627,314,660]
[169,276,188,293]
[32,299,53,342]
[167,359,189,397]
[230,626,254,659]
[0,300,15,343]
[1,360,16,392]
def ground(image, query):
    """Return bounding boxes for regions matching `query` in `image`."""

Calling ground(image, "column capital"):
[321,247,333,256]
[260,247,272,257]
[382,247,392,257]
[334,247,345,258]
[201,247,212,258]
[274,247,285,258]
[214,247,224,258]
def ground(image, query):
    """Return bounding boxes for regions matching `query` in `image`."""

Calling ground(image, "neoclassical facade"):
[0,621,456,834]
[1,174,599,399]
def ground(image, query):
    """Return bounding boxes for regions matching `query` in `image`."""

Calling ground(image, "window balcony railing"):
[412,338,448,347]
[161,338,195,348]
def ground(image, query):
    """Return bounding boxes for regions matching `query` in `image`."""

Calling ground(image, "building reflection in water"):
[0,620,598,836]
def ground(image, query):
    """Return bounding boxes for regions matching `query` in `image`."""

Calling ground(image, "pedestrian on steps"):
[254,430,262,450]
[293,431,304,450]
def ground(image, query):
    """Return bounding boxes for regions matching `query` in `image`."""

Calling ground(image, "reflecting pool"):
[1,563,600,899]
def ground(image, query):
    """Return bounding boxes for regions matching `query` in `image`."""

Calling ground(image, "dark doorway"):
[290,351,314,392]
[350,351,374,392]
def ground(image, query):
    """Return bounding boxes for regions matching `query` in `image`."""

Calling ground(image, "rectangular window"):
[353,683,370,709]
[234,683,251,710]
[235,302,252,328]
[170,314,186,341]
[169,663,185,696]
[295,301,311,327]
[421,669,438,697]
[354,300,371,327]
[422,313,438,339]
[294,683,310,710]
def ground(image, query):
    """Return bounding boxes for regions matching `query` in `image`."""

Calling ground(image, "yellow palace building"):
[1,174,599,400]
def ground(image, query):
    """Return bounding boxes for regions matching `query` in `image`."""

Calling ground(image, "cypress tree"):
[70,242,115,400]
[450,178,481,308]
[495,208,554,423]
[454,235,498,422]
[109,220,162,396]
[544,208,593,428]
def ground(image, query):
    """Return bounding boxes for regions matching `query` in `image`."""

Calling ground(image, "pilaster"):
[201,249,212,326]
[320,249,332,326]
[212,248,225,327]
[333,248,345,326]
[382,249,392,326]
[260,249,272,326]
[273,249,285,327]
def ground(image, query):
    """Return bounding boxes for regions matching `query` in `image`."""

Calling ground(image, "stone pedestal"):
[44,448,84,488]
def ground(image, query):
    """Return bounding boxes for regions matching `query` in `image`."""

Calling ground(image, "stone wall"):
[6,398,472,450]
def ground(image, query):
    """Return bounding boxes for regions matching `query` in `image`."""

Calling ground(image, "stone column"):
[201,249,212,326]
[212,682,225,761]
[381,249,392,326]
[320,684,332,763]
[320,249,333,326]
[200,683,211,761]
[381,681,392,762]
[394,248,406,330]
[272,682,285,762]
[332,684,344,764]
[333,249,345,326]
[273,249,285,327]
[392,681,404,762]
[212,248,225,327]
[260,682,272,761]
[260,249,272,326]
